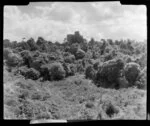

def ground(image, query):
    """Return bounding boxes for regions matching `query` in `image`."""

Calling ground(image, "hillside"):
[3,31,147,120]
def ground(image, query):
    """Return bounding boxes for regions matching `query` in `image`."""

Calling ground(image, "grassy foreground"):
[4,68,146,120]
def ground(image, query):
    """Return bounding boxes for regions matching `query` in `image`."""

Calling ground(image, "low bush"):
[50,62,66,80]
[64,54,75,63]
[95,58,124,87]
[135,67,147,89]
[85,102,95,108]
[75,49,85,60]
[124,62,141,85]
[134,53,147,69]
[17,66,40,80]
[40,62,66,81]
[20,50,32,67]
[85,65,96,80]
[102,101,119,118]
[3,48,12,60]
[63,63,76,77]
[5,52,23,68]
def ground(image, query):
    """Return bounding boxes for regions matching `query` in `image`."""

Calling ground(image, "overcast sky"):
[4,2,147,42]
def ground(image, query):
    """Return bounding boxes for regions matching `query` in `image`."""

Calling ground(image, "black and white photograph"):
[3,2,147,120]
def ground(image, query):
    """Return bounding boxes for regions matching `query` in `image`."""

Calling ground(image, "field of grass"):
[4,68,146,120]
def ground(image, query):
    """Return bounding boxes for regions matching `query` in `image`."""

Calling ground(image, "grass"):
[4,70,146,120]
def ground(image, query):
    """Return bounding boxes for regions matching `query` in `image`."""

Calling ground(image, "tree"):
[65,31,85,44]
[36,37,45,46]
[27,38,38,51]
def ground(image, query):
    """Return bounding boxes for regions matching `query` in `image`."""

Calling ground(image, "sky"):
[4,2,147,43]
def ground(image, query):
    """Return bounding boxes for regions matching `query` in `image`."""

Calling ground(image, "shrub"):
[124,62,141,85]
[17,41,31,50]
[30,57,46,71]
[104,53,113,62]
[47,54,56,61]
[76,61,85,74]
[3,39,11,48]
[95,58,124,87]
[75,49,85,60]
[69,64,77,76]
[125,56,133,63]
[69,43,79,55]
[134,53,147,69]
[104,45,113,54]
[40,62,66,81]
[26,68,40,80]
[40,64,51,81]
[117,76,129,88]
[20,50,32,67]
[85,102,95,108]
[63,52,70,57]
[80,42,88,52]
[135,67,147,89]
[17,66,40,80]
[50,62,66,80]
[64,54,75,63]
[62,63,70,77]
[85,51,93,59]
[63,63,76,77]
[29,52,49,70]
[3,48,12,60]
[32,50,41,58]
[85,65,96,80]
[5,52,23,68]
[105,50,117,62]
[93,60,101,70]
[102,101,119,118]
